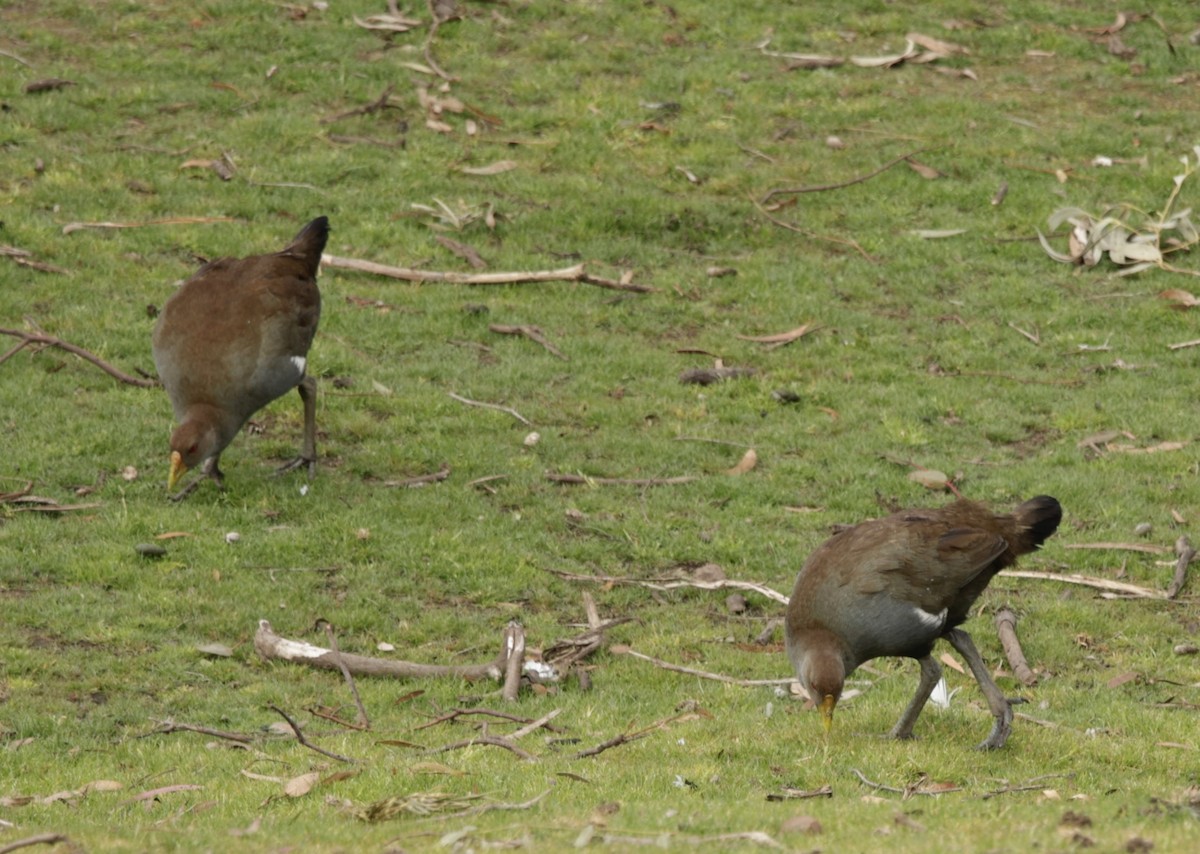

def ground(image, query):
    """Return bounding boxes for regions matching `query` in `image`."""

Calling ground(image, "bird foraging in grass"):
[785,495,1062,749]
[151,216,329,500]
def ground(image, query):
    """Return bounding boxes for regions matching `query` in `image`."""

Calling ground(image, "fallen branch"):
[1,245,71,275]
[545,472,698,487]
[268,704,355,764]
[547,567,790,605]
[382,462,451,488]
[509,709,563,740]
[501,621,526,702]
[997,570,1166,599]
[448,392,531,426]
[449,787,553,819]
[0,327,157,388]
[994,608,1037,686]
[612,645,793,687]
[0,834,70,854]
[423,0,458,81]
[761,149,926,203]
[321,255,655,292]
[490,323,567,360]
[427,735,535,761]
[982,773,1075,800]
[254,619,506,680]
[1167,535,1195,599]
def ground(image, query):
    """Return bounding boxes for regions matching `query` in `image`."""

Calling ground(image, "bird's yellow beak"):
[168,450,188,491]
[819,694,837,735]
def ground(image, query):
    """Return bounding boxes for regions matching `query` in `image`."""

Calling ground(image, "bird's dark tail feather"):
[1012,495,1062,553]
[284,216,330,275]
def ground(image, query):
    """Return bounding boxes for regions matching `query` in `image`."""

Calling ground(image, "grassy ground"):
[2,0,1199,850]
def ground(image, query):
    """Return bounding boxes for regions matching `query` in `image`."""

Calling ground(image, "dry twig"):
[489,323,567,360]
[547,567,789,605]
[612,645,793,687]
[574,711,694,759]
[448,391,531,425]
[322,621,370,730]
[319,85,399,125]
[427,735,536,761]
[145,719,254,744]
[0,327,156,388]
[413,707,565,733]
[382,462,451,488]
[761,149,926,203]
[994,608,1037,686]
[0,835,70,854]
[545,472,698,487]
[268,704,356,764]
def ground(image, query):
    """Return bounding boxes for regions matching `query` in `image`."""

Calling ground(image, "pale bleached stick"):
[997,570,1165,599]
[321,254,654,292]
[448,392,531,426]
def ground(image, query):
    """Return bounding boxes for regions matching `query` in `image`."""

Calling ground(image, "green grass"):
[2,0,1200,850]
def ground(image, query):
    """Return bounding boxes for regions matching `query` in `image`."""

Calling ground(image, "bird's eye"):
[188,443,199,455]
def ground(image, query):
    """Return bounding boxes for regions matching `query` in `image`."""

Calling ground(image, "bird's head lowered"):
[788,628,846,734]
[167,417,220,490]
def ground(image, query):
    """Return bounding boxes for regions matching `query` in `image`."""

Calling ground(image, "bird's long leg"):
[889,655,942,740]
[945,627,1012,750]
[275,376,318,478]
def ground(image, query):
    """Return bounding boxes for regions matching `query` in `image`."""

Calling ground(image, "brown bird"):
[151,217,329,500]
[785,495,1061,749]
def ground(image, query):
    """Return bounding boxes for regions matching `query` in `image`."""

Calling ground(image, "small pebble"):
[135,543,167,558]
[1134,522,1152,537]
[825,135,845,149]
[772,389,802,404]
[523,431,541,447]
[1173,643,1198,656]
[725,593,747,614]
[225,531,241,544]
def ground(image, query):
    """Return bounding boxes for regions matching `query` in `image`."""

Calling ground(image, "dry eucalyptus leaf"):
[908,469,950,490]
[906,159,942,179]
[1156,289,1195,309]
[783,55,845,69]
[283,772,321,798]
[726,448,758,475]
[850,40,918,68]
[907,32,970,55]
[197,643,233,658]
[460,160,517,176]
[910,229,966,239]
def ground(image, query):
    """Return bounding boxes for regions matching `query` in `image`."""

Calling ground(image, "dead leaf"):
[1106,441,1187,455]
[410,762,467,776]
[909,469,950,490]
[24,78,74,93]
[1160,289,1200,308]
[906,159,942,179]
[726,449,758,476]
[780,815,823,834]
[434,235,487,268]
[910,229,967,239]
[460,160,517,176]
[155,531,192,540]
[283,771,321,798]
[196,642,233,657]
[850,40,918,68]
[1107,671,1139,689]
[907,32,970,56]
[426,118,454,133]
[939,652,965,674]
[675,165,701,185]
[736,323,816,348]
[81,780,124,794]
[783,55,845,69]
